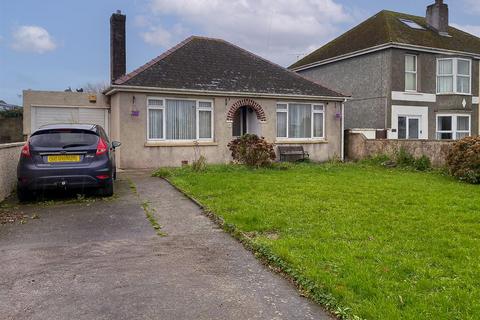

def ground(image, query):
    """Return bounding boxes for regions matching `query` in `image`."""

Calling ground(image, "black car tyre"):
[100,181,114,197]
[17,185,33,202]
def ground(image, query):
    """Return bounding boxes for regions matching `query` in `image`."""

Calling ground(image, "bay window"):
[437,58,471,94]
[405,55,417,91]
[147,97,213,141]
[436,114,471,140]
[276,102,325,139]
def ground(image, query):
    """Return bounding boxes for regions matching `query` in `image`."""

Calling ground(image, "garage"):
[23,91,111,137]
[31,106,109,133]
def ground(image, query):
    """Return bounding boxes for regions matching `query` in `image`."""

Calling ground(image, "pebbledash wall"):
[0,142,24,202]
[110,92,344,168]
[345,131,453,167]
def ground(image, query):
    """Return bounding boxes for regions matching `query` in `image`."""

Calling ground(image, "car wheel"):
[100,181,114,197]
[17,185,33,202]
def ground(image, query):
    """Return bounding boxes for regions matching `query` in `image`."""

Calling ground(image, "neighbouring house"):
[23,11,347,169]
[290,0,480,141]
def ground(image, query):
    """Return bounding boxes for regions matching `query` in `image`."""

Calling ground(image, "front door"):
[398,116,421,139]
[232,106,260,136]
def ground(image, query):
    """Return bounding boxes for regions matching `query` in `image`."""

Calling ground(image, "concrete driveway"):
[0,172,332,320]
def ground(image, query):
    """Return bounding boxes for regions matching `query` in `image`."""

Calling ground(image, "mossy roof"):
[290,10,480,69]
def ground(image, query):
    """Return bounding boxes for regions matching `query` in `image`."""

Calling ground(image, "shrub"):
[228,134,276,168]
[192,155,207,172]
[446,136,480,184]
[152,167,174,178]
[414,155,432,171]
[396,148,416,167]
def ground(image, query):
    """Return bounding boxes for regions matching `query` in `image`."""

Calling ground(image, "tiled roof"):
[290,10,480,69]
[114,36,345,98]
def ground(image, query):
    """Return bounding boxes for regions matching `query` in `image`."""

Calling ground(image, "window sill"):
[436,93,472,96]
[275,139,328,144]
[145,141,218,147]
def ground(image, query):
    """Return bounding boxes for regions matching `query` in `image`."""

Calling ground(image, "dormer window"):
[399,18,426,30]
[437,58,471,95]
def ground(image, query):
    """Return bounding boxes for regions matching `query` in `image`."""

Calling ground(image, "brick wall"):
[345,131,453,167]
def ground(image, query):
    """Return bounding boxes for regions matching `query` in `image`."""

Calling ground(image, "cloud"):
[451,23,480,37]
[11,25,57,54]
[141,0,351,66]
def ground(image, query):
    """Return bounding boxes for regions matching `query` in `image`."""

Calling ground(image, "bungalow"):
[23,11,347,168]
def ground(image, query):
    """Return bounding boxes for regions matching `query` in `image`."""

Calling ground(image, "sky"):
[1,0,480,105]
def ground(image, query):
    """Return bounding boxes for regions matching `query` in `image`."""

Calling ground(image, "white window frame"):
[436,114,471,140]
[397,115,422,140]
[405,55,418,92]
[276,102,325,140]
[146,97,214,142]
[436,58,472,95]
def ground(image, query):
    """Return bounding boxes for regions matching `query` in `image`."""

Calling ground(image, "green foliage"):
[395,147,416,167]
[0,108,23,118]
[152,167,174,178]
[169,163,480,320]
[413,155,432,171]
[227,134,276,168]
[192,155,207,172]
[446,136,480,184]
[361,154,391,166]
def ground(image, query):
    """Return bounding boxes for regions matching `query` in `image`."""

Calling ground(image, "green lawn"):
[164,163,480,320]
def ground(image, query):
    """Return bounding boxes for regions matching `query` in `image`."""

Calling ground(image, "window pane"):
[405,55,416,72]
[408,118,419,139]
[456,132,469,139]
[148,99,163,106]
[149,109,163,139]
[199,110,212,139]
[166,99,196,140]
[288,104,311,138]
[457,76,470,94]
[438,76,453,93]
[398,116,407,139]
[438,116,452,131]
[406,73,416,91]
[276,112,287,138]
[457,60,470,75]
[277,103,287,111]
[438,60,453,75]
[438,132,453,140]
[199,101,212,109]
[313,105,324,111]
[457,116,470,131]
[313,113,324,137]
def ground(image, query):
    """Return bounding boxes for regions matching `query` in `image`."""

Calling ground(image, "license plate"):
[47,155,81,163]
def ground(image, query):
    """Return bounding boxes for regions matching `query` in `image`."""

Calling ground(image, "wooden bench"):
[277,146,309,162]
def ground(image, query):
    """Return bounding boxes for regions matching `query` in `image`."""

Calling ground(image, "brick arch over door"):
[226,98,267,123]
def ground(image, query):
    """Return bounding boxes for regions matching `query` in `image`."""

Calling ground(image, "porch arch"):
[226,98,266,123]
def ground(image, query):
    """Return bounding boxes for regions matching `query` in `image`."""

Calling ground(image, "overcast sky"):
[1,0,480,105]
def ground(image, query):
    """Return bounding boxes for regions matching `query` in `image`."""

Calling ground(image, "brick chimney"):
[426,0,449,35]
[110,10,126,83]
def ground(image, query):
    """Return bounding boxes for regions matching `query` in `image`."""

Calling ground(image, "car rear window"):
[30,129,99,148]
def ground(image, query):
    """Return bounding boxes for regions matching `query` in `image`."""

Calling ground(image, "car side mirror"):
[112,141,121,148]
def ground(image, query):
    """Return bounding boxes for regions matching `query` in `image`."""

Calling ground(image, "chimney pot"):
[110,11,126,83]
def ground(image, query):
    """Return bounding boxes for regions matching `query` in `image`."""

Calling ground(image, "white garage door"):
[32,106,109,133]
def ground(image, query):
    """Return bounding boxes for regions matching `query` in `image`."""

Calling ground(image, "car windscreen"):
[29,129,99,148]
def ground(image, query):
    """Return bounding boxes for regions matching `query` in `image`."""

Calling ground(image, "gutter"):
[291,42,480,72]
[104,85,350,102]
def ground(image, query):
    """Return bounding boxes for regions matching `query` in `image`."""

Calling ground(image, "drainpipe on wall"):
[341,99,346,161]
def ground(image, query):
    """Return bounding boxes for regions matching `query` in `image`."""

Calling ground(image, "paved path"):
[0,172,331,320]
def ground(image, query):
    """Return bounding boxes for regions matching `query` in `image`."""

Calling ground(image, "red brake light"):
[96,138,108,156]
[21,142,30,158]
